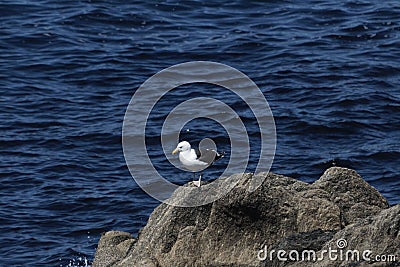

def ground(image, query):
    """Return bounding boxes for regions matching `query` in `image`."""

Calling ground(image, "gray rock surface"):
[307,204,400,267]
[92,231,136,267]
[93,167,398,267]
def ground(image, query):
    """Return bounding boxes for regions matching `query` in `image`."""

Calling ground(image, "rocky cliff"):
[93,167,399,267]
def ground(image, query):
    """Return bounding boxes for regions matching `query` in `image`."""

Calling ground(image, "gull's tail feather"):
[215,151,225,161]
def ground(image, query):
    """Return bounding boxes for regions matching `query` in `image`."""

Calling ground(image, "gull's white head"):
[172,141,191,154]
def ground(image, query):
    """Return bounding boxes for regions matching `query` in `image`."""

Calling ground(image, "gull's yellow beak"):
[172,148,179,155]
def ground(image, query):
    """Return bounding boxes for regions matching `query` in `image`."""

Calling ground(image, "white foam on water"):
[60,256,90,267]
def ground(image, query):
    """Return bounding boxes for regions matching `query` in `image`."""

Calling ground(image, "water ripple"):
[1,0,399,266]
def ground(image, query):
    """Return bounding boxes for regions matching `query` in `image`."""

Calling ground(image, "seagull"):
[172,140,225,187]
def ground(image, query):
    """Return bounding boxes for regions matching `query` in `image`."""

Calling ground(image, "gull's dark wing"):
[194,148,202,159]
[194,148,224,165]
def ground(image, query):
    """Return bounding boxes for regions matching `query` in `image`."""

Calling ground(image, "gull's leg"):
[197,172,203,187]
[193,172,201,187]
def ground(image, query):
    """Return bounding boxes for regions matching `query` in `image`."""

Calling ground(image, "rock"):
[92,231,136,267]
[267,229,336,267]
[297,204,400,267]
[311,167,389,225]
[93,167,397,267]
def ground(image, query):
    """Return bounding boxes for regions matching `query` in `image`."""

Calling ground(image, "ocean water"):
[1,0,399,266]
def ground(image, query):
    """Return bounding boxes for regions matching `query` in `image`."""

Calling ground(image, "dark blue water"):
[1,0,399,266]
